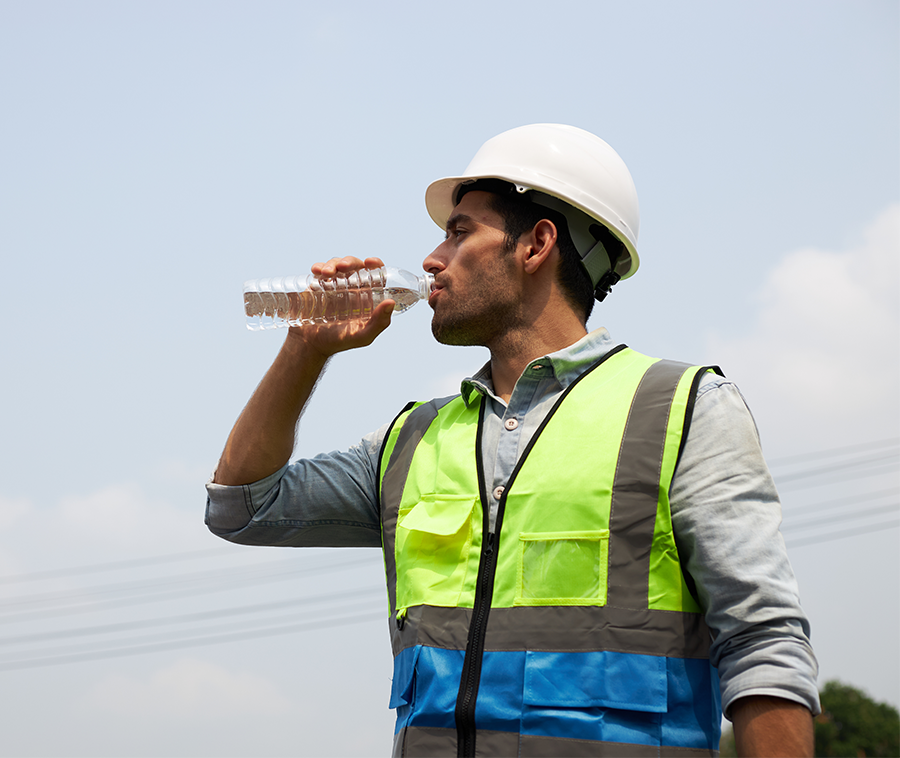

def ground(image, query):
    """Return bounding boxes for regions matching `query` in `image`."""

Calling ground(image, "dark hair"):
[458,180,595,322]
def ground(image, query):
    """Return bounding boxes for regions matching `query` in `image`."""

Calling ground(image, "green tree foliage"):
[815,680,899,757]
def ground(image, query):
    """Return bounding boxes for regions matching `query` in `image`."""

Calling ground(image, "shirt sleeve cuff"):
[719,638,822,719]
[204,463,289,534]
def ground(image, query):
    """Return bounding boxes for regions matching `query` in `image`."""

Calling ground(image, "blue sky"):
[1,2,897,755]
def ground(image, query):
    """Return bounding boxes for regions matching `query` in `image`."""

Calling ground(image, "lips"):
[428,280,446,307]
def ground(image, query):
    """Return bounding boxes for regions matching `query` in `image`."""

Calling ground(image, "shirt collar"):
[459,327,618,406]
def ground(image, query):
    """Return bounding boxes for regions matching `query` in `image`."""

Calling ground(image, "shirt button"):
[504,418,519,431]
[492,486,505,500]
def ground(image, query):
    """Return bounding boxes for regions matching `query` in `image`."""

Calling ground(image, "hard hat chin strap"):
[578,237,621,301]
[594,269,621,302]
[579,236,616,291]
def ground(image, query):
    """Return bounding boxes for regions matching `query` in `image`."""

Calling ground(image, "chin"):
[431,319,489,348]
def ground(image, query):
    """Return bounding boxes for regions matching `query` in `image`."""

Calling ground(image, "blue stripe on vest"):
[390,645,721,748]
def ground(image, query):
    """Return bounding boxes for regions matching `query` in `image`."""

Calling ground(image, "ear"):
[522,218,558,274]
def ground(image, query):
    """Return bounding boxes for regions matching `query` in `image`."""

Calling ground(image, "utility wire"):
[0,585,385,647]
[782,487,898,517]
[0,555,377,623]
[0,558,297,612]
[773,451,899,484]
[0,547,237,585]
[784,519,900,549]
[775,460,899,491]
[0,608,387,672]
[767,438,899,467]
[0,597,389,666]
[781,503,899,532]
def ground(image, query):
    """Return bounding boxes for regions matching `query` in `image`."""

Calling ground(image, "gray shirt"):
[206,327,820,719]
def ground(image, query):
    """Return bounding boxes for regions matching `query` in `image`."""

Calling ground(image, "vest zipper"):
[455,521,500,757]
[454,401,495,758]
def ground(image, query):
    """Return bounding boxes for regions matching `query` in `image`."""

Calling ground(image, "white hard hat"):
[425,124,640,297]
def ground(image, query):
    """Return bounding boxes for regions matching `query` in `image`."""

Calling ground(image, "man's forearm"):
[732,695,814,757]
[214,332,329,486]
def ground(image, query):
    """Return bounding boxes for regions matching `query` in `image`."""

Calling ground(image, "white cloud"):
[0,482,219,578]
[707,204,900,451]
[80,657,294,720]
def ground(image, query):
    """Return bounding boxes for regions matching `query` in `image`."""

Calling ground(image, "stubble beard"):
[430,285,522,348]
[431,240,522,347]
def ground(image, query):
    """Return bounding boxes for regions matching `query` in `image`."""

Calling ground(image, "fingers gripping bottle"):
[243,267,434,331]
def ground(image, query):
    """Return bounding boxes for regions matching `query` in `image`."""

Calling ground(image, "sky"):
[0,1,898,755]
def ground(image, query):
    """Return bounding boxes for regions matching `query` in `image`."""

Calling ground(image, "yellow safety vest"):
[379,346,722,757]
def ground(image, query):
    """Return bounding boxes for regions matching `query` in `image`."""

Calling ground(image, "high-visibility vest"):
[379,346,723,757]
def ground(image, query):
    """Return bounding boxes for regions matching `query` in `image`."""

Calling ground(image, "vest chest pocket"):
[395,495,478,611]
[515,531,609,606]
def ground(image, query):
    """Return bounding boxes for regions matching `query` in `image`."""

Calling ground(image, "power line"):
[0,547,237,585]
[767,438,899,467]
[782,487,899,517]
[0,558,293,613]
[0,585,385,647]
[0,608,387,672]
[773,450,899,484]
[781,503,899,532]
[775,460,899,492]
[0,597,389,667]
[784,519,900,549]
[0,555,378,623]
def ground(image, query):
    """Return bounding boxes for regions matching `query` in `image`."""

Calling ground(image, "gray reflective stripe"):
[381,396,458,615]
[608,359,694,609]
[519,733,718,757]
[393,727,717,757]
[389,604,473,657]
[393,726,520,757]
[391,604,710,660]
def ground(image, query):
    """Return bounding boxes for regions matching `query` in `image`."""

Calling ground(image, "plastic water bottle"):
[243,267,435,330]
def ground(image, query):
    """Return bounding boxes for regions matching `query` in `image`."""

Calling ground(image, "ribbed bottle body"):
[243,267,433,330]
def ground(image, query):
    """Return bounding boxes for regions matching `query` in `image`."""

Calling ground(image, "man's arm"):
[731,695,814,757]
[215,256,394,486]
[669,374,820,749]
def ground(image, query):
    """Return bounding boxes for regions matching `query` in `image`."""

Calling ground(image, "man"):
[207,124,819,756]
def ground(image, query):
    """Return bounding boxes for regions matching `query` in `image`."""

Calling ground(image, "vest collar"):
[459,328,618,407]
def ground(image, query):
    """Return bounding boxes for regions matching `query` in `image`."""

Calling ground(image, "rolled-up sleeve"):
[205,425,388,548]
[671,374,820,719]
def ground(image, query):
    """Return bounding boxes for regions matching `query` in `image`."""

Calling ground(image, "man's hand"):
[293,256,396,360]
[732,695,814,757]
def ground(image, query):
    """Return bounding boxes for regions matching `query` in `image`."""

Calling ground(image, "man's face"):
[422,191,525,347]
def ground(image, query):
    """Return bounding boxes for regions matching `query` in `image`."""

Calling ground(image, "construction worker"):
[207,124,820,756]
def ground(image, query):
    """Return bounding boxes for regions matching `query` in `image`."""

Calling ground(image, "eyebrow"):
[446,213,474,232]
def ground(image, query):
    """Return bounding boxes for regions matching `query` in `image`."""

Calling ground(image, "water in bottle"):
[243,267,434,330]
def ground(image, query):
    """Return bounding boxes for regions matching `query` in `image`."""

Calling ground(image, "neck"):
[487,319,587,402]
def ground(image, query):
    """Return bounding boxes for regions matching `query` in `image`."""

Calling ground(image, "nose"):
[422,241,447,275]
